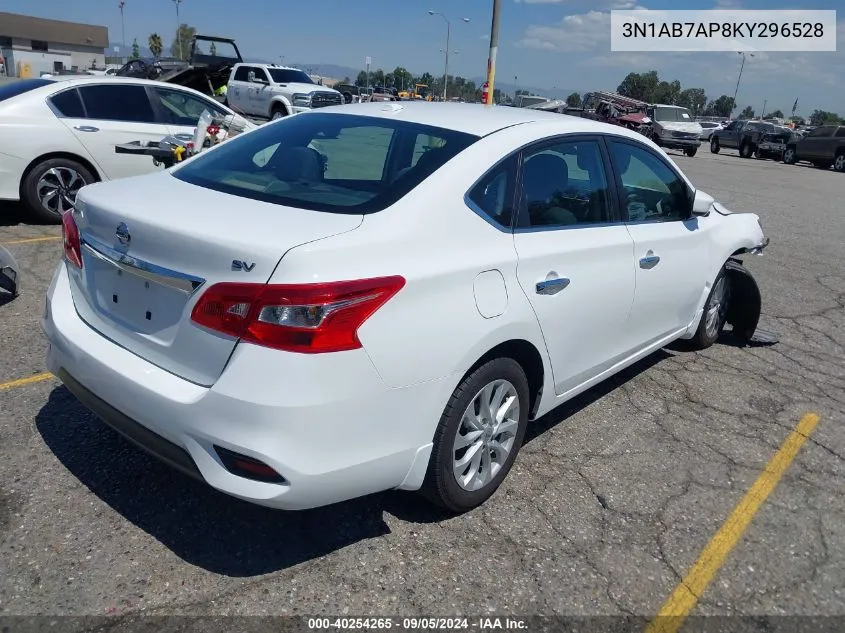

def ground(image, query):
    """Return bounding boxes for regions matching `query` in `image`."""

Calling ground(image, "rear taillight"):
[190,276,405,353]
[61,210,82,269]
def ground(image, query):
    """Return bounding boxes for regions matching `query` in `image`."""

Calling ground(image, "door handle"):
[639,253,661,269]
[535,277,570,295]
[73,125,99,132]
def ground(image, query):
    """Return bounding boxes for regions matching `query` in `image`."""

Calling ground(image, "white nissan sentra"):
[42,102,769,513]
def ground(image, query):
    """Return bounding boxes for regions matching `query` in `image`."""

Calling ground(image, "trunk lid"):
[68,171,363,386]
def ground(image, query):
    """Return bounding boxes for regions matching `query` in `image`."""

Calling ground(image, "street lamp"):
[118,1,126,54]
[732,51,754,113]
[173,0,184,60]
[428,10,470,101]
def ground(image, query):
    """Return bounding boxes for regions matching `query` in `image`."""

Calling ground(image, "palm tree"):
[148,33,163,59]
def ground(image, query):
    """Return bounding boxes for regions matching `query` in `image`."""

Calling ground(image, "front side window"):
[173,112,478,214]
[608,140,692,222]
[808,126,835,137]
[835,127,845,138]
[233,66,251,81]
[153,87,224,126]
[78,85,156,123]
[518,139,613,228]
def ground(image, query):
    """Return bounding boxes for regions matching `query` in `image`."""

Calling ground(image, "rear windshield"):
[0,78,55,102]
[173,112,479,214]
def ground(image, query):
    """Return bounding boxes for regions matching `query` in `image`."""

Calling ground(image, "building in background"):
[0,12,109,77]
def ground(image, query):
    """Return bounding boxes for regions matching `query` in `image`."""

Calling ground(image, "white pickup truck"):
[225,63,344,120]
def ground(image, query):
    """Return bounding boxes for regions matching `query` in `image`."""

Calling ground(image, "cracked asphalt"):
[0,150,843,623]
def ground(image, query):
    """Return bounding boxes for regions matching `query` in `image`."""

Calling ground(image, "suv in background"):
[646,104,703,157]
[226,63,343,120]
[784,125,845,171]
[710,120,779,159]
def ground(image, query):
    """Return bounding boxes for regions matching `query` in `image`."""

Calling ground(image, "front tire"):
[685,146,698,157]
[710,138,720,153]
[783,146,797,164]
[21,157,94,224]
[270,105,288,120]
[834,152,845,173]
[422,358,530,513]
[690,267,731,350]
[739,142,754,159]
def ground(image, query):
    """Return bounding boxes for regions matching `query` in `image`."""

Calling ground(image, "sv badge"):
[232,260,256,272]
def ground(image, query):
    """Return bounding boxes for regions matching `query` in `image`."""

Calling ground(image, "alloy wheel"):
[452,379,520,492]
[784,148,795,164]
[36,167,86,215]
[705,276,731,340]
[835,154,845,172]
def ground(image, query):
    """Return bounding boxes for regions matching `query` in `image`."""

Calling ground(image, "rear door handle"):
[73,125,99,132]
[639,253,660,269]
[535,277,570,295]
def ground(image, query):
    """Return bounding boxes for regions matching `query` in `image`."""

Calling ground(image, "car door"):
[799,126,834,161]
[227,65,251,113]
[607,137,710,348]
[511,136,636,396]
[54,83,171,180]
[149,85,229,141]
[248,67,271,115]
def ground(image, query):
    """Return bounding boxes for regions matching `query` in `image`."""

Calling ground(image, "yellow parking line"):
[646,412,821,633]
[0,371,54,391]
[4,236,61,245]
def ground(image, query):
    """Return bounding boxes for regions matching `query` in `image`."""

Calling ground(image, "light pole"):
[118,1,126,55]
[428,10,470,101]
[514,74,518,101]
[732,51,754,114]
[484,0,501,106]
[173,0,183,60]
[761,99,767,119]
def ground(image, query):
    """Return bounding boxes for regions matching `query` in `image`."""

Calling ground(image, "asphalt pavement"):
[0,149,843,625]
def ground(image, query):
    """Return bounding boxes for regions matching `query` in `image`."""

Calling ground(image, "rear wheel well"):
[465,340,545,419]
[19,152,102,197]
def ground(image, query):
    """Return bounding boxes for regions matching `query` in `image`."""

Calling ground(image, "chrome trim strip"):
[80,232,205,295]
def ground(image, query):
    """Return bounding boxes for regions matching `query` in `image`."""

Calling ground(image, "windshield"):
[652,107,693,122]
[268,68,314,84]
[0,78,55,102]
[173,112,479,214]
[519,96,548,107]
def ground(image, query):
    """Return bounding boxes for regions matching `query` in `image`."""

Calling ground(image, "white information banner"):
[611,9,837,52]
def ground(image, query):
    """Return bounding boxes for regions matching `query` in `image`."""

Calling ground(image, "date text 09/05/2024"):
[307,618,529,630]
[621,21,825,39]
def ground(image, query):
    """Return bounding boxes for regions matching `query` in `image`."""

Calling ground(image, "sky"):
[4,0,843,115]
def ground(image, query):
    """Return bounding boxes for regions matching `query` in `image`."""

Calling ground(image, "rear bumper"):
[42,263,446,510]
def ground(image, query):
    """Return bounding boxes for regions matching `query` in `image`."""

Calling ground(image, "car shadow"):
[0,202,29,227]
[35,343,722,576]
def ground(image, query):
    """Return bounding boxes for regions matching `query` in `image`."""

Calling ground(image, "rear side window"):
[0,78,55,102]
[79,84,156,123]
[49,89,85,117]
[467,157,517,228]
[173,112,478,214]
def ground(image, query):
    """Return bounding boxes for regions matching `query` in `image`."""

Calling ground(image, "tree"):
[768,109,784,118]
[677,88,707,115]
[566,92,581,107]
[809,109,840,126]
[131,38,140,59]
[704,95,735,118]
[418,72,435,87]
[371,68,385,86]
[209,41,217,56]
[355,70,368,87]
[392,66,413,91]
[652,79,681,105]
[617,70,659,102]
[170,23,196,60]
[738,106,755,119]
[147,33,163,59]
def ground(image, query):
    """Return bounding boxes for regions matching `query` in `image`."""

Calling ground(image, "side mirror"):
[692,189,714,217]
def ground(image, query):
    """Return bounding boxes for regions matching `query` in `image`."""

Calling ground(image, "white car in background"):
[0,76,253,222]
[42,103,768,513]
[698,121,724,140]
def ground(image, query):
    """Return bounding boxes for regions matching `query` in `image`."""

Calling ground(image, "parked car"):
[0,76,253,222]
[783,124,845,171]
[755,126,795,161]
[226,63,343,120]
[333,83,362,104]
[646,104,703,157]
[698,121,723,140]
[43,103,768,513]
[710,120,779,158]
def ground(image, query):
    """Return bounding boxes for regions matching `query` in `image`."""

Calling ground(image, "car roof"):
[42,75,183,88]
[311,101,631,137]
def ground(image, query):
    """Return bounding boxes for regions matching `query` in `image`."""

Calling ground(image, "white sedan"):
[0,76,252,222]
[42,102,768,513]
